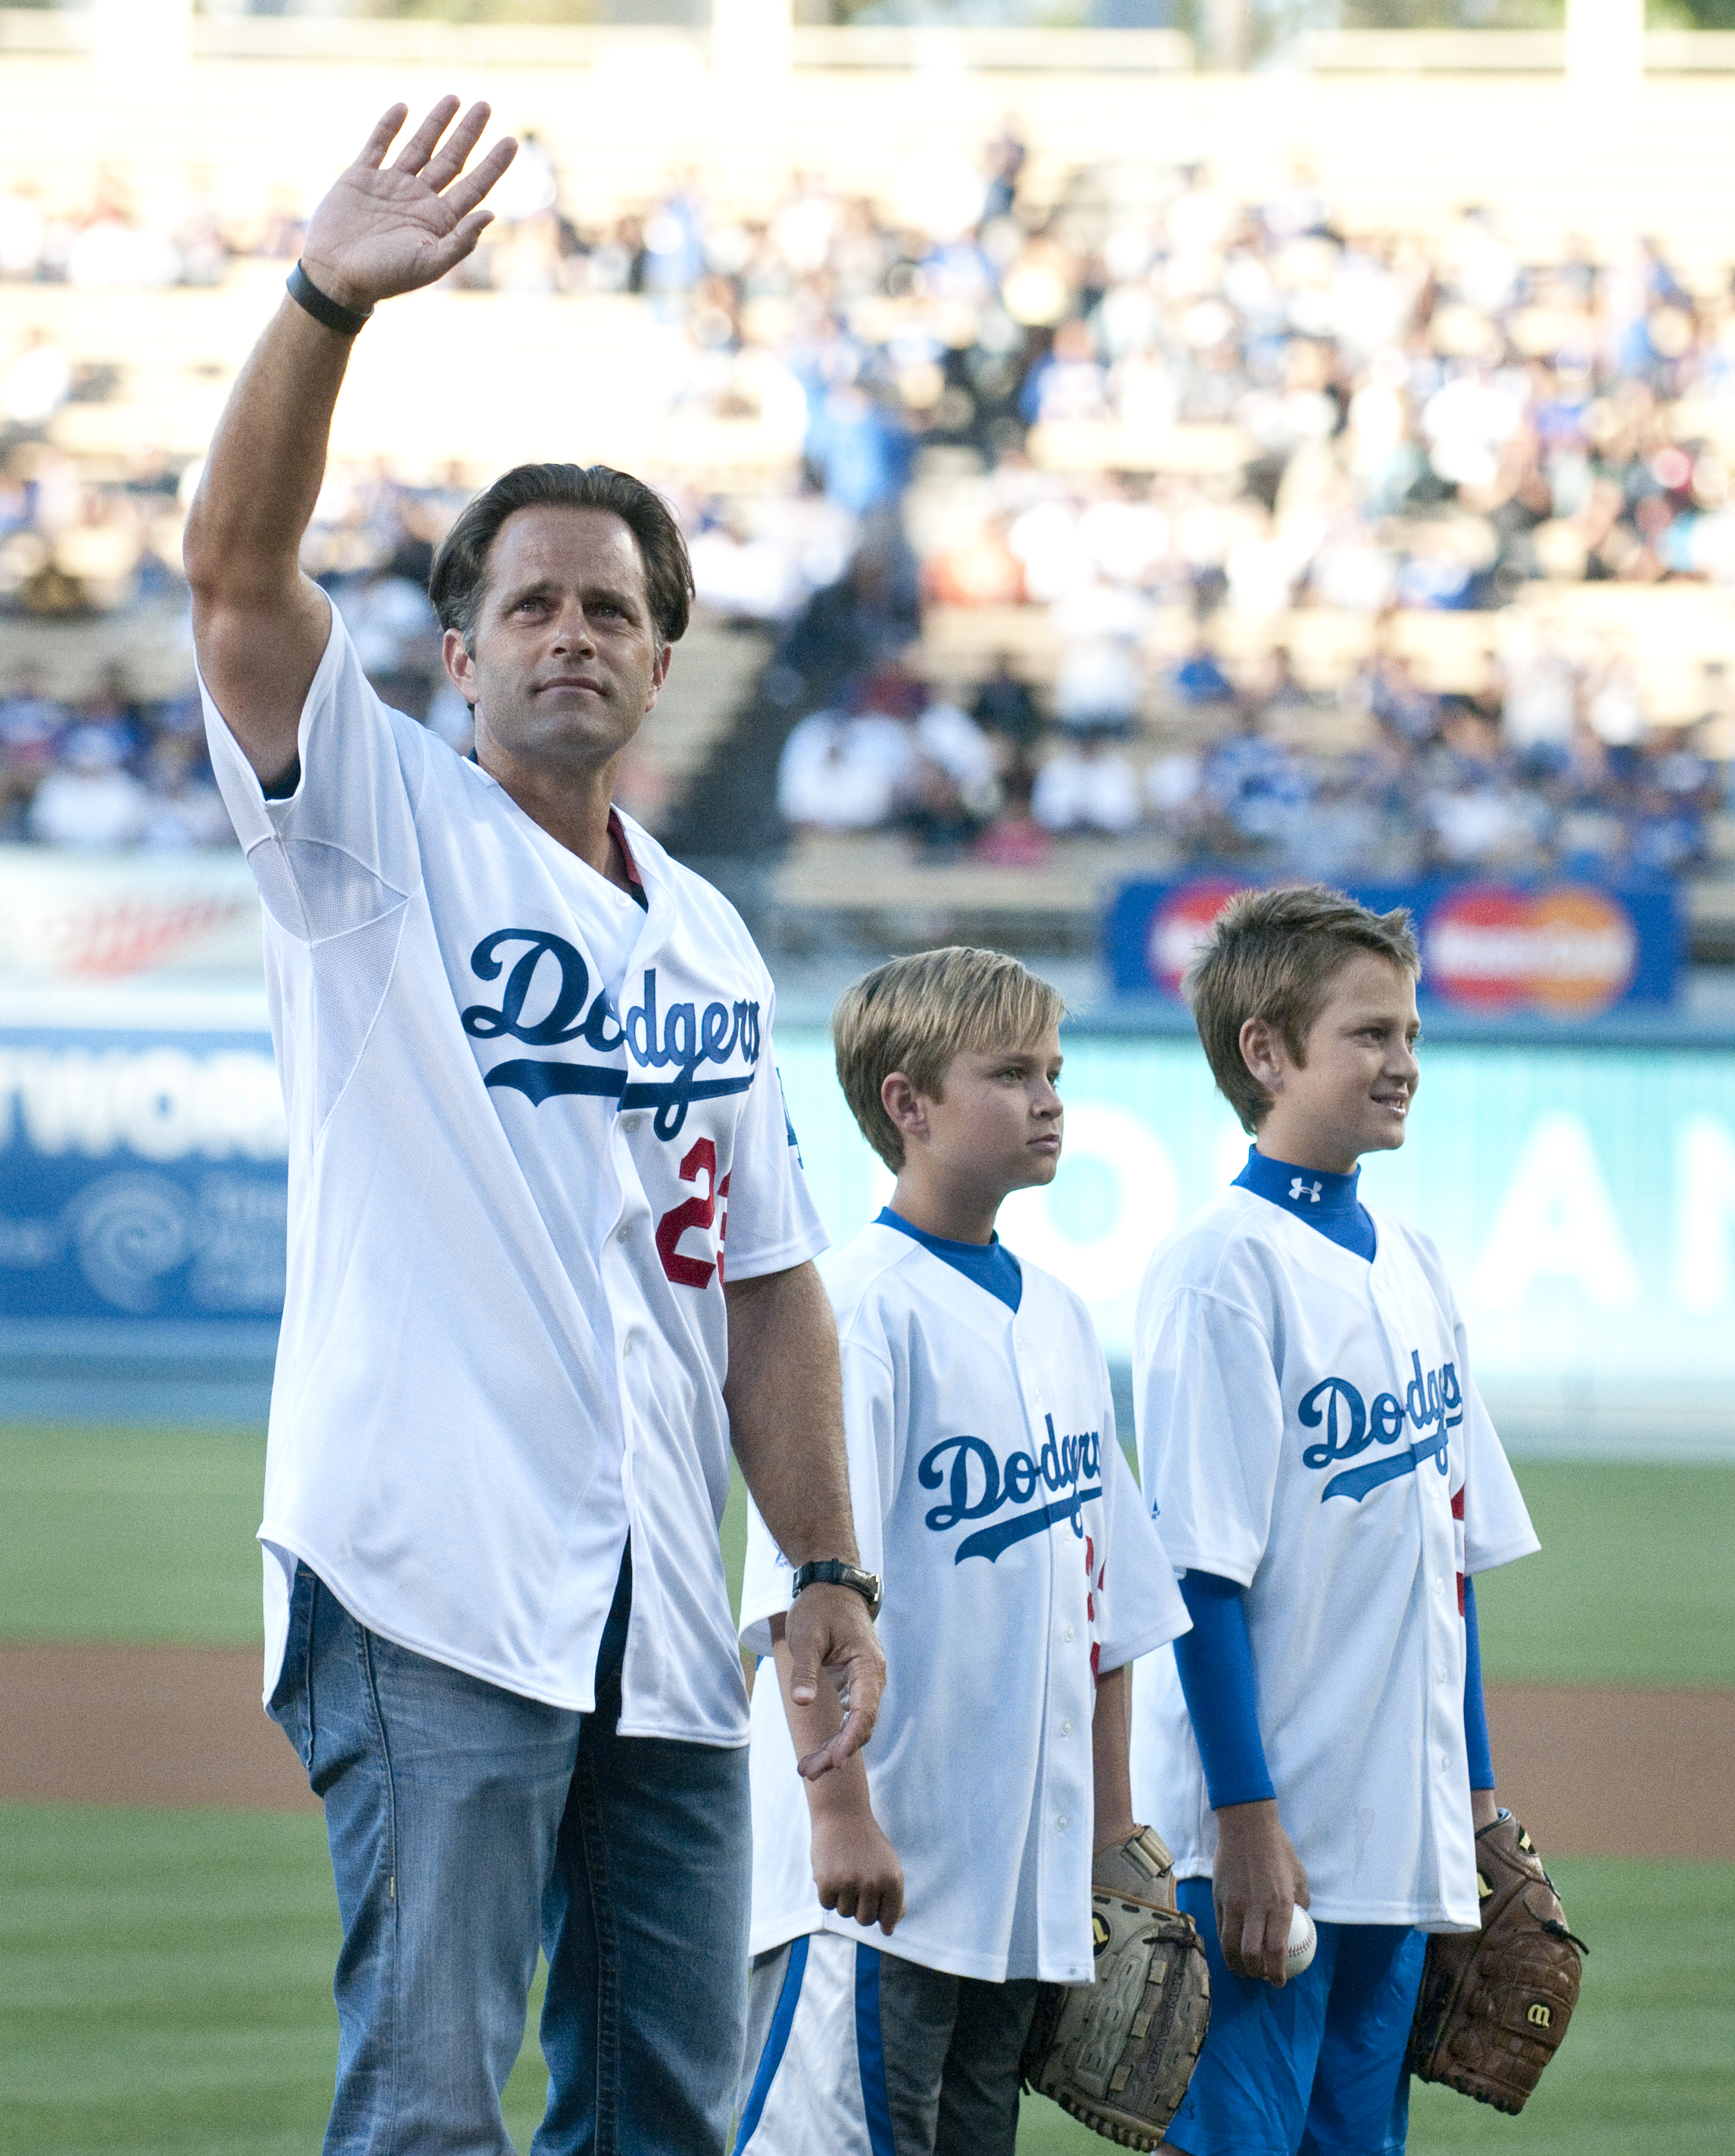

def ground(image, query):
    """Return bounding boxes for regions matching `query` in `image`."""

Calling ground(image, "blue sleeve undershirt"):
[1462,1574,1496,1791]
[1172,1571,1276,1809]
[1173,1569,1498,1809]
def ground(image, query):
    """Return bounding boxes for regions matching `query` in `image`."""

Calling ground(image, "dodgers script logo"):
[462,932,760,1140]
[919,1416,1102,1564]
[1297,1349,1462,1503]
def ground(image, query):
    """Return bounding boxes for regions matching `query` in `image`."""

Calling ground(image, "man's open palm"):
[301,98,517,314]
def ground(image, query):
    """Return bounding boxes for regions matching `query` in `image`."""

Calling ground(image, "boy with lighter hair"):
[735,946,1191,2156]
[1129,883,1543,2156]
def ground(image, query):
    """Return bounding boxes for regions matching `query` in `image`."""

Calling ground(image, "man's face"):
[443,505,669,780]
[1248,952,1421,1175]
[903,1030,1065,1204]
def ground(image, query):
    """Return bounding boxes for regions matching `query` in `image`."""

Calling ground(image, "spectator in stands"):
[1170,634,1236,709]
[1054,634,1144,737]
[139,728,234,849]
[1202,706,1313,847]
[971,653,1044,750]
[767,541,920,717]
[28,724,151,848]
[71,668,147,759]
[0,666,67,837]
[1144,748,1204,841]
[1500,631,1579,777]
[2,329,71,430]
[901,751,985,858]
[0,665,67,771]
[975,756,1053,868]
[1362,642,1443,748]
[334,559,443,719]
[804,381,915,519]
[776,683,917,835]
[914,687,998,811]
[1031,735,1140,835]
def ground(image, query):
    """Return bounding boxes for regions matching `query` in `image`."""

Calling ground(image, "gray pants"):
[739,1938,1039,2156]
[878,1952,1041,2156]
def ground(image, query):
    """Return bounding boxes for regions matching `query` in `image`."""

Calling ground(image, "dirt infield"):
[2,1645,1730,1859]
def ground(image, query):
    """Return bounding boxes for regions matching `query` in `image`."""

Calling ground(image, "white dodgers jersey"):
[742,1220,1188,1986]
[204,609,825,1735]
[1129,1189,1537,1931]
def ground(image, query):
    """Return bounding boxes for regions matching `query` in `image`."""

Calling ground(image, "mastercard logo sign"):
[1422,885,1638,1015]
[1145,879,1246,995]
[1137,878,1643,1016]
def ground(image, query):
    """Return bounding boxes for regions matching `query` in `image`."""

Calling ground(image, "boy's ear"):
[880,1070,928,1145]
[1239,1017,1285,1098]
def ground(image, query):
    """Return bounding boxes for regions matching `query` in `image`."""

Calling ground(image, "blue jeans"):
[269,1550,752,2154]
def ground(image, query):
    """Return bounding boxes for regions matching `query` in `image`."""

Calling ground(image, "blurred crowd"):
[2,129,1733,873]
[0,664,230,849]
[770,631,1730,879]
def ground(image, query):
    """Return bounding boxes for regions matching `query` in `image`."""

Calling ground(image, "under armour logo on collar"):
[1290,1177,1323,1203]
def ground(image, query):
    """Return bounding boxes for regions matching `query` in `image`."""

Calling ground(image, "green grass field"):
[2,1805,1728,2156]
[3,1428,1733,2152]
[4,1427,1732,1685]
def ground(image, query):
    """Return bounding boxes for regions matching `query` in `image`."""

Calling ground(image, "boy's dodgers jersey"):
[741,1220,1189,1985]
[202,609,826,1737]
[1129,1188,1537,1931]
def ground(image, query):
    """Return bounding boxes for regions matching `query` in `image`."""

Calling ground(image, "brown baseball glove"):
[1020,1826,1211,2150]
[1406,1810,1587,2114]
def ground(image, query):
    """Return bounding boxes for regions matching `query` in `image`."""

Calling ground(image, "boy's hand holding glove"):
[1020,1826,1211,2151]
[1407,1810,1587,2114]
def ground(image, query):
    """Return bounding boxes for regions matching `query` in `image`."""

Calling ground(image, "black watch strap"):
[790,1559,881,1621]
[287,260,375,337]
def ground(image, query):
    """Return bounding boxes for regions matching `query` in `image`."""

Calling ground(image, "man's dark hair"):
[428,463,693,652]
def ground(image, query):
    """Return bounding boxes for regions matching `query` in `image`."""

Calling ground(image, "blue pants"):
[1163,1880,1426,2156]
[269,1552,752,2155]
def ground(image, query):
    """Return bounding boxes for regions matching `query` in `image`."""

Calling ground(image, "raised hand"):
[300,97,517,315]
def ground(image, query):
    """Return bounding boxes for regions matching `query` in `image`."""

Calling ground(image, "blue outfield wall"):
[1,1010,1732,1452]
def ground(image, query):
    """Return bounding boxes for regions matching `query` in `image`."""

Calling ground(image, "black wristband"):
[790,1559,881,1621]
[286,260,374,337]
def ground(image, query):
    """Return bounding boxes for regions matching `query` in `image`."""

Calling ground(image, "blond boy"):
[736,948,1189,2156]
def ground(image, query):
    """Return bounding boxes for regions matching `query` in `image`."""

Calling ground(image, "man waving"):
[183,98,886,2155]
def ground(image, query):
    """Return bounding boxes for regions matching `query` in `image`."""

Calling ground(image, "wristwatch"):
[790,1559,882,1622]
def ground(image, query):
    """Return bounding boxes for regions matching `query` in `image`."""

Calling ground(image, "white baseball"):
[1285,1905,1317,1978]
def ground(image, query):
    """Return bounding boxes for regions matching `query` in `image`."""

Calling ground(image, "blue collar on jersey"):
[876,1207,1023,1314]
[1233,1146,1377,1262]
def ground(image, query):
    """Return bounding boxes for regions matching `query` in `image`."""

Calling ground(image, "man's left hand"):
[784,1582,885,1779]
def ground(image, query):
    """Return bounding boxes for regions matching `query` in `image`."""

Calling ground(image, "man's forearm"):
[726,1260,883,1772]
[724,1260,858,1566]
[184,298,350,610]
[182,291,354,778]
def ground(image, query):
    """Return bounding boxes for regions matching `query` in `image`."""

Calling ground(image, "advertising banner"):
[0,849,263,986]
[0,1026,287,1335]
[1106,874,1683,1015]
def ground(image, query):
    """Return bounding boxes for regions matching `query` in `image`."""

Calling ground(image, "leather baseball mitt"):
[1021,1826,1210,2150]
[1407,1810,1587,2114]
